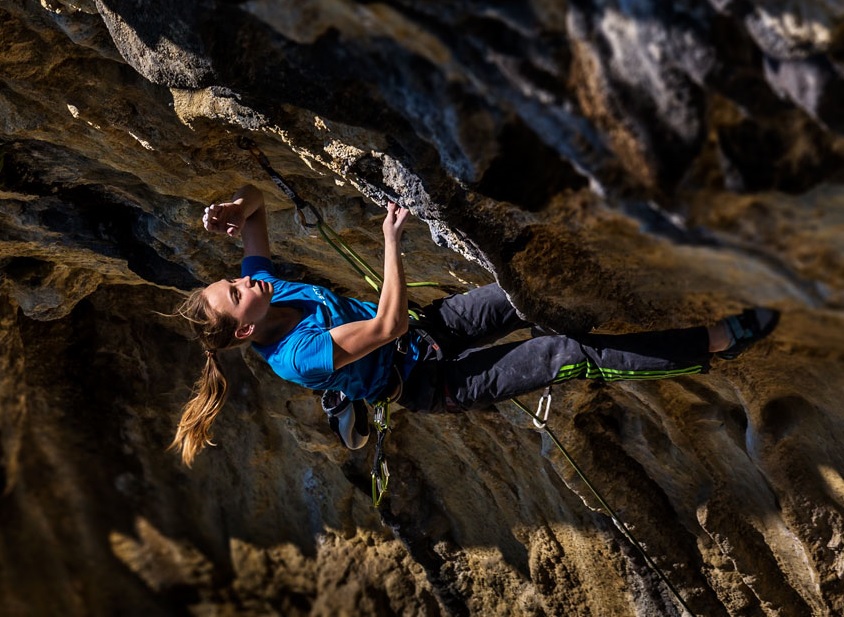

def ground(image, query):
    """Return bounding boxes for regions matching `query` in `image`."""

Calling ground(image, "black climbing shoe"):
[717,308,780,360]
[321,390,370,450]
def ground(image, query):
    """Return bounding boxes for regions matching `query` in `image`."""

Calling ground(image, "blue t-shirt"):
[241,256,396,401]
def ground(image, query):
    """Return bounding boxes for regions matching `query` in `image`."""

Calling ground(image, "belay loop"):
[370,401,392,507]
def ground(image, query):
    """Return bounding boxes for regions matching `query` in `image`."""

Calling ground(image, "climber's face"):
[204,276,274,340]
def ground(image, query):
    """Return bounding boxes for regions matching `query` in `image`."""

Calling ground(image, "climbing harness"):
[240,136,694,615]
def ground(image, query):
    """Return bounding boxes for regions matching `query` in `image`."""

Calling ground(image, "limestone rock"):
[2,1,844,615]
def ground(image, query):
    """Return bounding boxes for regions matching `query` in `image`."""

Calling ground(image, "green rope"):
[316,221,383,292]
[510,397,694,616]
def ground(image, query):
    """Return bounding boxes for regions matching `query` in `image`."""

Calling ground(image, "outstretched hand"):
[382,201,410,243]
[203,200,246,237]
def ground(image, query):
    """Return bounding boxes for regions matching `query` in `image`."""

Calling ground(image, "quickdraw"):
[237,136,312,214]
[370,401,391,507]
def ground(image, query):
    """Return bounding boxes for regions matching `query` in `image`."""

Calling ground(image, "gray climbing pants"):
[397,284,710,413]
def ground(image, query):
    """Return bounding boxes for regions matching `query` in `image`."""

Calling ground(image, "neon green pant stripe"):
[553,361,588,382]
[553,361,702,383]
[588,365,703,381]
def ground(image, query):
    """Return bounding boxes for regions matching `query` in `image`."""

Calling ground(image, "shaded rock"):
[763,55,844,134]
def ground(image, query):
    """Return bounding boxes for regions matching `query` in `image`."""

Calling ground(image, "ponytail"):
[170,289,240,466]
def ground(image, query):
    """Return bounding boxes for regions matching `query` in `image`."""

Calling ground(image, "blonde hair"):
[171,288,240,466]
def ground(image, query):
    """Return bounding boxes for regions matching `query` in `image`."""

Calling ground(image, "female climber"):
[172,184,779,465]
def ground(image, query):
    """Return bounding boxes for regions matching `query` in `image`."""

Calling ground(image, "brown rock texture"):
[2,1,844,615]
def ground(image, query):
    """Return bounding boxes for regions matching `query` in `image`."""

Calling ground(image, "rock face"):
[2,1,844,615]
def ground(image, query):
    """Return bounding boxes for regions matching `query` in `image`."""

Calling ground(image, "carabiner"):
[534,387,552,428]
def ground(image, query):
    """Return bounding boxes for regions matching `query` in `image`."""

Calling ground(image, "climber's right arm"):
[203,184,270,259]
